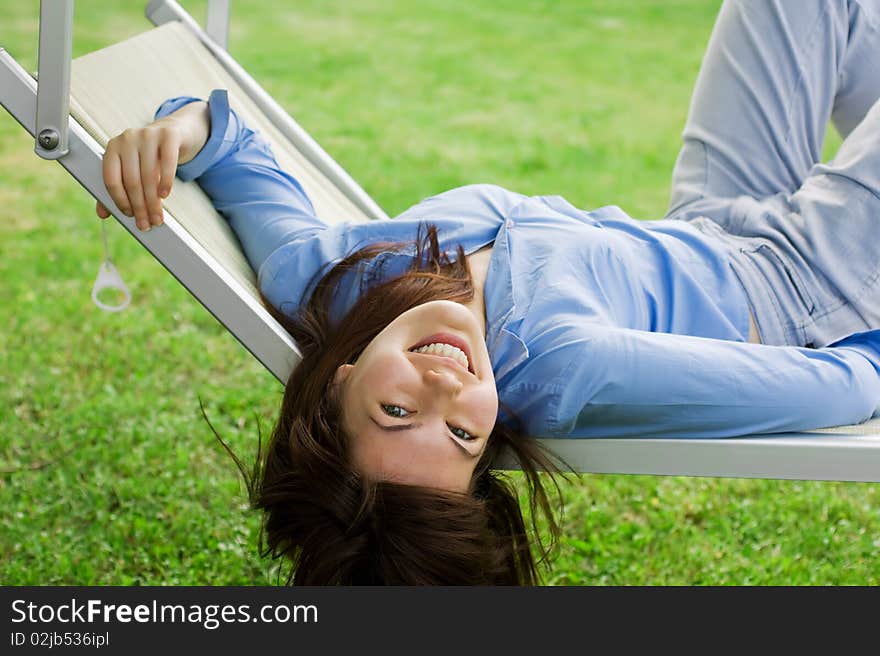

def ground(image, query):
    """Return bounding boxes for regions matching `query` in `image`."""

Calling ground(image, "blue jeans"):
[666,0,880,348]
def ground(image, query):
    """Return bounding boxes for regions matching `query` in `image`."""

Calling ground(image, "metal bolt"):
[38,128,59,150]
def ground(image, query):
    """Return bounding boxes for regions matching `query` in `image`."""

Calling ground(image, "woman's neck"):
[463,244,493,340]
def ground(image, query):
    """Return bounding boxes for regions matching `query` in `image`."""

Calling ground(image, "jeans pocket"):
[740,241,817,318]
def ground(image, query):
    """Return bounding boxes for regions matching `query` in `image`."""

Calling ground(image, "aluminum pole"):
[206,0,230,50]
[35,0,74,160]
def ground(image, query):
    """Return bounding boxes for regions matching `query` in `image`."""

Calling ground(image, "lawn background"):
[1,0,877,585]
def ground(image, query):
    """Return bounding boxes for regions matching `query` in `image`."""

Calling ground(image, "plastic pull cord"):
[91,219,131,312]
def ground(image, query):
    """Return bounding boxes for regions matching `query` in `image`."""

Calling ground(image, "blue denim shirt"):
[157,90,880,438]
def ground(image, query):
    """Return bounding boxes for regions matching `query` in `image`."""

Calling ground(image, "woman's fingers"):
[101,125,181,231]
[119,146,149,231]
[102,149,131,217]
[157,125,181,201]
[95,200,110,219]
[139,146,163,227]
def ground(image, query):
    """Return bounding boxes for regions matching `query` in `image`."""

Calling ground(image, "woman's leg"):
[666,0,880,347]
[667,0,880,216]
[782,95,880,347]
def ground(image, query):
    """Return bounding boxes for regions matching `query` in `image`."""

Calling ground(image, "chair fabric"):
[69,20,371,299]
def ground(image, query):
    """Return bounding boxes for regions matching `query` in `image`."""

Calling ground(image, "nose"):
[424,367,464,396]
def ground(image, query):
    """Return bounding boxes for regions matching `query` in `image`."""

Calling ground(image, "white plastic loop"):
[91,259,131,312]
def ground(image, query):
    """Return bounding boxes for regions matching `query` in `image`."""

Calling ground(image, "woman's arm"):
[97,90,327,276]
[541,326,880,439]
[96,100,210,230]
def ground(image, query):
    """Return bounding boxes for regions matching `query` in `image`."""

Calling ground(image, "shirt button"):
[506,219,514,228]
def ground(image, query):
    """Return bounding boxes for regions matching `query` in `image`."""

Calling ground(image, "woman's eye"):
[382,404,410,418]
[382,405,478,441]
[450,426,477,441]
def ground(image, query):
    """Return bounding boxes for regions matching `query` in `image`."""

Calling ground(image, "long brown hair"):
[210,222,564,584]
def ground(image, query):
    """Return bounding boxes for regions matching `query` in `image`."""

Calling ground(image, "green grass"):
[0,0,873,586]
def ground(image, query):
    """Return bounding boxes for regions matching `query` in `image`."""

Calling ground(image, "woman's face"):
[334,300,498,492]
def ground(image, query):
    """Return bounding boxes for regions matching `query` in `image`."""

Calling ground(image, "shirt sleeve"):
[154,89,327,277]
[550,326,880,439]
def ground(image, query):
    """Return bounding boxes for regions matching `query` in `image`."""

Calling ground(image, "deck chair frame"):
[2,0,878,482]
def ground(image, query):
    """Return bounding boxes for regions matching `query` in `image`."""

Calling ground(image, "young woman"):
[97,0,880,584]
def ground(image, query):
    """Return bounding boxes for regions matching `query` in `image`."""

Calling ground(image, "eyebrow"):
[369,416,475,457]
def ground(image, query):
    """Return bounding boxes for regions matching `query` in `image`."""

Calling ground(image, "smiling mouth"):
[410,350,472,374]
[408,332,475,375]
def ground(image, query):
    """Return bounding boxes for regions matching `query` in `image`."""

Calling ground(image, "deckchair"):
[2,0,878,482]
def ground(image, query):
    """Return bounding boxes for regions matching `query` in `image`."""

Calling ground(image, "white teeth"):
[412,342,470,370]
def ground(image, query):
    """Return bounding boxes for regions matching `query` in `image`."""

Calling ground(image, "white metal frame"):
[34,0,73,159]
[0,48,301,382]
[521,431,880,483]
[2,0,878,482]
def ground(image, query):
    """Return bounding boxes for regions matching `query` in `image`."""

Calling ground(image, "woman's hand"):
[96,100,209,231]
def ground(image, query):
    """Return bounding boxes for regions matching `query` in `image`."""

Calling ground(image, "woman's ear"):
[333,364,354,387]
[330,364,355,412]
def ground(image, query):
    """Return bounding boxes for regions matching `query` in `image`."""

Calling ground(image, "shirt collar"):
[484,219,529,382]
